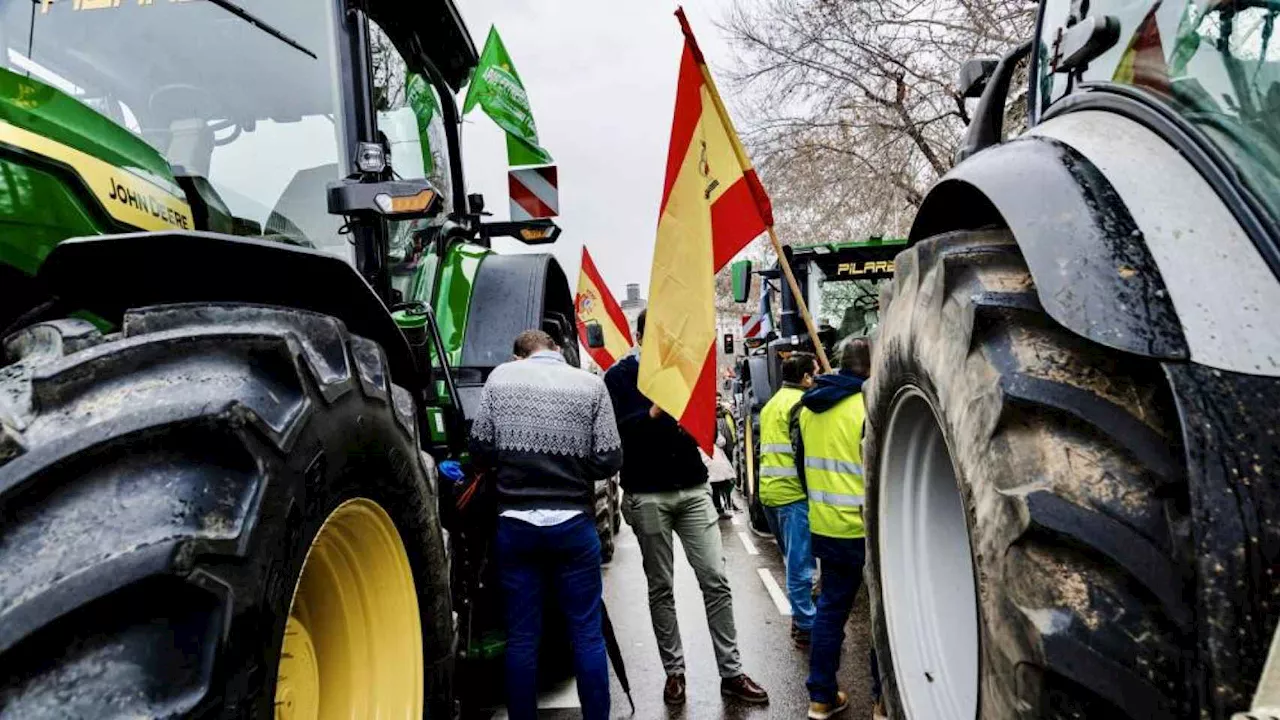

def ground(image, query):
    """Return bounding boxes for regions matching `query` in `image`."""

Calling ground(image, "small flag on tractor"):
[509,165,559,220]
[638,8,774,453]
[576,247,633,370]
[462,26,554,166]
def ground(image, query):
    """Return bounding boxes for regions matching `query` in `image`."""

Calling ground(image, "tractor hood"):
[0,68,180,191]
[366,0,478,91]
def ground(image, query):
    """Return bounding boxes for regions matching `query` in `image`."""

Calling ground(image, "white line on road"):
[738,531,758,555]
[757,568,792,616]
[731,514,743,526]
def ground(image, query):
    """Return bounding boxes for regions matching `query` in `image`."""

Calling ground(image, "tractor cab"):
[729,236,907,397]
[1,0,474,273]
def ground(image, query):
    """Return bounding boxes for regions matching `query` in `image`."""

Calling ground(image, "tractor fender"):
[454,252,574,416]
[911,110,1280,377]
[35,231,424,391]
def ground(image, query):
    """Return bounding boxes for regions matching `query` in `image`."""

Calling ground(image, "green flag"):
[406,72,438,175]
[462,26,553,166]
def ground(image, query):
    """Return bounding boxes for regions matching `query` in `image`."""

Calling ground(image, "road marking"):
[757,568,792,616]
[737,531,758,555]
[731,514,743,526]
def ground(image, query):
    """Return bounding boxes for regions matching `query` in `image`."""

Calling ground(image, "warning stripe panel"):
[509,165,558,220]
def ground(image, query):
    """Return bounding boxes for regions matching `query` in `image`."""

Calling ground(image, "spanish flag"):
[575,247,633,370]
[640,8,774,453]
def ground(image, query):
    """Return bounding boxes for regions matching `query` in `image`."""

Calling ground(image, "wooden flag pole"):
[766,225,832,373]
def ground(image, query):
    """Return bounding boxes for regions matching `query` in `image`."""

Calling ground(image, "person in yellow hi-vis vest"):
[791,338,881,720]
[757,352,819,645]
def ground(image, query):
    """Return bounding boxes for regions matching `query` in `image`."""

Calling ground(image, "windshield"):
[2,0,350,255]
[1164,0,1280,222]
[1042,0,1280,225]
[805,262,882,338]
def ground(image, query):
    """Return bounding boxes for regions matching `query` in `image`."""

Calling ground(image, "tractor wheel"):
[0,304,454,719]
[863,230,1190,720]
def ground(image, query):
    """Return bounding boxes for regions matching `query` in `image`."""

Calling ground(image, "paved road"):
[491,491,876,719]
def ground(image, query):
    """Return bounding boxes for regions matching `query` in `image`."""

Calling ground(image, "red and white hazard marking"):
[741,313,763,339]
[509,165,559,220]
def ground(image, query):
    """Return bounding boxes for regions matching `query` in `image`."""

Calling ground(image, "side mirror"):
[730,259,753,303]
[584,320,605,349]
[328,178,444,219]
[956,58,998,99]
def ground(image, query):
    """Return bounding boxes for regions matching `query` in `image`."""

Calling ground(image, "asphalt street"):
[491,490,876,719]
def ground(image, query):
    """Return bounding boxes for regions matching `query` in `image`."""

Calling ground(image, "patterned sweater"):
[469,350,623,512]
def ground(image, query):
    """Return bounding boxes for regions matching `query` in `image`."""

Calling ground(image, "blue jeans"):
[807,534,867,704]
[496,514,609,720]
[770,500,816,631]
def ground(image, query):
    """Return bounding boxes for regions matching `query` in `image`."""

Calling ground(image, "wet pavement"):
[492,490,876,719]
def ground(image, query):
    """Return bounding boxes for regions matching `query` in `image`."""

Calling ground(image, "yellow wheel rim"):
[275,498,423,720]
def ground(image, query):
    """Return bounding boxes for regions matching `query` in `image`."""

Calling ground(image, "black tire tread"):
[864,230,1189,720]
[0,303,450,719]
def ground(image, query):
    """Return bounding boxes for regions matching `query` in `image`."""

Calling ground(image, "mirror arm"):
[956,39,1033,163]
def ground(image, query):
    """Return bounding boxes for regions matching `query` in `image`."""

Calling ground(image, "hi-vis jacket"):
[757,384,806,507]
[792,374,867,539]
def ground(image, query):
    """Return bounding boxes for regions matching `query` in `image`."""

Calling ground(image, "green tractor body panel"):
[0,158,101,275]
[432,241,489,367]
[0,69,176,182]
[0,68,186,276]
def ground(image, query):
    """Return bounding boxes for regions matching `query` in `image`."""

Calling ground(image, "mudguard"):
[911,109,1280,378]
[36,231,423,391]
[454,252,573,416]
[911,134,1188,361]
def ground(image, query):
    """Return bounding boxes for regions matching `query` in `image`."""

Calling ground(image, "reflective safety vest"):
[720,410,736,444]
[758,386,806,507]
[799,392,867,538]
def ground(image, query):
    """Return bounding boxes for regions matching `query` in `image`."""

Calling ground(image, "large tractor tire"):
[0,304,454,719]
[864,230,1189,719]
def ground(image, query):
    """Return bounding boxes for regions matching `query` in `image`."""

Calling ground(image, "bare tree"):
[724,0,1035,243]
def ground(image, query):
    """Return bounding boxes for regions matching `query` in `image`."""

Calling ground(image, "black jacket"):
[604,354,708,493]
[469,351,623,512]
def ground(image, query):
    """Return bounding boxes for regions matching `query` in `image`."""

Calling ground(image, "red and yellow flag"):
[576,247,634,371]
[639,8,774,453]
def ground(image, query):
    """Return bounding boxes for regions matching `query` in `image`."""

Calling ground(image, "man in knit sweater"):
[470,330,623,720]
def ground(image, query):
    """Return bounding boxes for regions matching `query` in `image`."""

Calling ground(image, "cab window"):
[367,19,453,304]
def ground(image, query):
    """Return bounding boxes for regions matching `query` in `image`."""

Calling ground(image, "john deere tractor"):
[0,1,579,717]
[860,0,1280,718]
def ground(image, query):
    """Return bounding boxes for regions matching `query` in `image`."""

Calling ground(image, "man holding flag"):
[605,7,779,708]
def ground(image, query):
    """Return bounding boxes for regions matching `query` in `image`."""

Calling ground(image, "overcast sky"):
[456,0,740,300]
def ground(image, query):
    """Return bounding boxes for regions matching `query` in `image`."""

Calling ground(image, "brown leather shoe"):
[663,674,686,705]
[721,673,769,704]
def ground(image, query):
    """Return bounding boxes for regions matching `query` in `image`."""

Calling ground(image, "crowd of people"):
[469,310,875,719]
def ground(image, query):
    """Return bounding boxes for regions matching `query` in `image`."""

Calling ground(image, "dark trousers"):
[710,479,735,513]
[496,514,609,720]
[807,534,870,704]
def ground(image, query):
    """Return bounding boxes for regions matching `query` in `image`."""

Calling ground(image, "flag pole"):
[765,226,832,373]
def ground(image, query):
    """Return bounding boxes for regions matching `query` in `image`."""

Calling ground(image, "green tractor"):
[860,1,1280,718]
[0,1,581,717]
[727,237,906,535]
